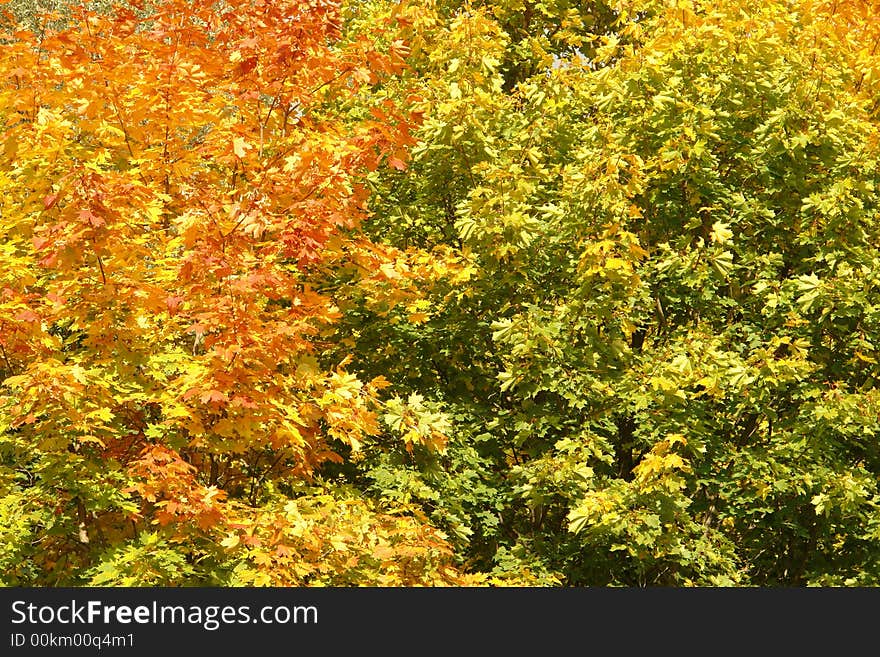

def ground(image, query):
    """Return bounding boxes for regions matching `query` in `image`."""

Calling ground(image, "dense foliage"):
[3,0,880,586]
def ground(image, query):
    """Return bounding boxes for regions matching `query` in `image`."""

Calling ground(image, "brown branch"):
[94,252,107,285]
[0,340,13,372]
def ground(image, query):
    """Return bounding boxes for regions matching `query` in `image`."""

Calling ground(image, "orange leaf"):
[200,390,227,404]
[43,192,59,209]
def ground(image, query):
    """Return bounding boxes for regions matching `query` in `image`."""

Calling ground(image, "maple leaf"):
[233,136,251,158]
[199,390,227,405]
[43,192,60,209]
[165,295,184,315]
[78,208,103,227]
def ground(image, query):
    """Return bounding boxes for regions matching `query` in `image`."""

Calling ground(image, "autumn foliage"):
[0,0,465,585]
[4,0,880,586]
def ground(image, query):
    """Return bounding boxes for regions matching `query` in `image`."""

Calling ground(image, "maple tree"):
[336,0,880,585]
[0,0,468,585]
[5,0,880,587]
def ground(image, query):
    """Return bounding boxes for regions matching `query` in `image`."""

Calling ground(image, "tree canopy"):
[3,0,880,586]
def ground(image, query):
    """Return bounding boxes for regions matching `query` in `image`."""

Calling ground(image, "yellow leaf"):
[220,534,240,549]
[233,137,251,158]
[710,221,734,245]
